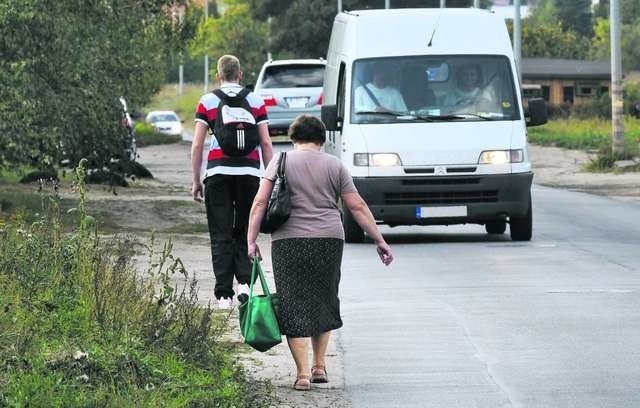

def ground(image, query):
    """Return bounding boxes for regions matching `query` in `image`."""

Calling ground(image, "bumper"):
[354,172,533,226]
[267,108,321,134]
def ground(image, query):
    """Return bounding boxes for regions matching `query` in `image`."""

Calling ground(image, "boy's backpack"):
[211,88,260,157]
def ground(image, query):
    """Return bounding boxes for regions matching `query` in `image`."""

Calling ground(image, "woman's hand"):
[376,241,394,266]
[248,241,262,260]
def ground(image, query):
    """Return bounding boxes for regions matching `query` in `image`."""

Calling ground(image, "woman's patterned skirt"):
[271,238,344,338]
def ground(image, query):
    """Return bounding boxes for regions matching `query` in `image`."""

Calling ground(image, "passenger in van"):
[444,64,496,110]
[354,63,407,113]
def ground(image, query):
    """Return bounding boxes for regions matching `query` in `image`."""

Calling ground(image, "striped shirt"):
[195,83,269,179]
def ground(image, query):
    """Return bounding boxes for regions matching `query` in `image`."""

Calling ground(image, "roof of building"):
[521,58,611,80]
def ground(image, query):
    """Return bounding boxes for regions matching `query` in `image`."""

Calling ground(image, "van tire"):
[510,198,532,241]
[343,205,365,243]
[485,220,507,234]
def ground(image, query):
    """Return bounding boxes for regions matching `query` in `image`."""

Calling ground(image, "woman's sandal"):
[311,366,328,383]
[293,374,311,391]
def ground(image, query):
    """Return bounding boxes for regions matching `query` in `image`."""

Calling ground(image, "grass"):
[143,83,204,134]
[0,160,272,407]
[528,117,640,152]
[135,123,182,147]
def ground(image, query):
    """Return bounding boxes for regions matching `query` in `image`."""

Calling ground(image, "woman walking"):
[247,114,393,391]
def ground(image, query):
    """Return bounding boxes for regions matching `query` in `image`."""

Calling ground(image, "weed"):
[0,159,272,406]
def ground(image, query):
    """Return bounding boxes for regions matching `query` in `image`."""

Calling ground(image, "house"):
[521,58,611,106]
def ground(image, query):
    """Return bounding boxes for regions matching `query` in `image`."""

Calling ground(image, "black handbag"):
[260,152,291,233]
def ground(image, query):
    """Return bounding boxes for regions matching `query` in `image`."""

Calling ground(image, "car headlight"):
[353,153,402,167]
[478,149,524,164]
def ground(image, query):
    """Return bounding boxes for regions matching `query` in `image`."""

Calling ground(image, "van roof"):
[337,8,513,58]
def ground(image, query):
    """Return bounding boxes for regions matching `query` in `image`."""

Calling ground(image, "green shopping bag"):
[238,257,282,352]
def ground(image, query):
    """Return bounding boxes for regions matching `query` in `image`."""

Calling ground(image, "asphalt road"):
[189,141,640,407]
[338,185,640,408]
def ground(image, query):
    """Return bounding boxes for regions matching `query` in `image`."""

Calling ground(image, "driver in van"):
[354,62,407,113]
[445,63,483,106]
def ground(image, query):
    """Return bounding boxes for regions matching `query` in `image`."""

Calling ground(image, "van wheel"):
[343,205,365,243]
[510,198,532,241]
[485,220,506,234]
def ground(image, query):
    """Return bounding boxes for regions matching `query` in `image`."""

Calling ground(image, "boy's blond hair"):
[216,55,241,82]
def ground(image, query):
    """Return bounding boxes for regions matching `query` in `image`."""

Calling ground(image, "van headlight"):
[354,153,402,167]
[478,149,524,164]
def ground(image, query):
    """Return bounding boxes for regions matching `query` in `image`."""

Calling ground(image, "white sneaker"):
[237,284,250,297]
[217,297,233,309]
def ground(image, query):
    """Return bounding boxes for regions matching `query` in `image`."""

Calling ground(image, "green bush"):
[135,123,182,147]
[0,160,271,407]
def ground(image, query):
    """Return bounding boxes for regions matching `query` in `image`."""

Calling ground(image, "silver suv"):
[254,59,326,136]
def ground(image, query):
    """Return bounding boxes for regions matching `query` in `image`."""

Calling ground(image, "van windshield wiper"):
[454,113,500,120]
[355,110,406,117]
[414,113,498,121]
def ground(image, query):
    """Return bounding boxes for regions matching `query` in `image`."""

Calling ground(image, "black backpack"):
[211,88,260,157]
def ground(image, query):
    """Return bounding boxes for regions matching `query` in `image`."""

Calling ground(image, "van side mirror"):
[526,98,548,127]
[321,104,341,131]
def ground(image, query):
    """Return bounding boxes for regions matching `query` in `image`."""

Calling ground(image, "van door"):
[326,61,346,158]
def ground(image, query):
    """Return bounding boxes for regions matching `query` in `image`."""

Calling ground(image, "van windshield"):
[351,55,520,124]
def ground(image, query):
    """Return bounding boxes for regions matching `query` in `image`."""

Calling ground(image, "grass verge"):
[0,160,272,407]
[528,117,640,151]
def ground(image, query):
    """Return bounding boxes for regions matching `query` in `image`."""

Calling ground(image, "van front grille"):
[384,190,498,205]
[401,178,480,186]
[403,167,477,174]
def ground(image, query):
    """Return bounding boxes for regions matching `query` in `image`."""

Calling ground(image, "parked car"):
[253,59,326,136]
[145,110,183,136]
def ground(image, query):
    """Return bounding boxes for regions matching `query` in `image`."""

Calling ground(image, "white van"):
[321,8,547,242]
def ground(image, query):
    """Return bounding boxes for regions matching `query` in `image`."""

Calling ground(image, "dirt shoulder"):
[529,144,640,202]
[133,143,348,407]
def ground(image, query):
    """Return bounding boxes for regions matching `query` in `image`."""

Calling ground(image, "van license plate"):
[416,206,467,218]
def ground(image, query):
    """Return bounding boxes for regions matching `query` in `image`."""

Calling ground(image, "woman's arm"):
[247,178,275,259]
[341,192,393,265]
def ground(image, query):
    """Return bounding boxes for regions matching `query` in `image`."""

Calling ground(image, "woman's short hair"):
[288,115,326,144]
[217,55,241,81]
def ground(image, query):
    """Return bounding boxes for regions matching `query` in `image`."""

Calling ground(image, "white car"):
[145,110,183,136]
[254,59,326,136]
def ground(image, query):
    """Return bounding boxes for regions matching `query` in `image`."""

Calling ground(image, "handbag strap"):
[277,152,287,178]
[249,257,271,301]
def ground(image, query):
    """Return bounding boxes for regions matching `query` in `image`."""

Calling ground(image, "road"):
[339,186,640,408]
[170,140,640,407]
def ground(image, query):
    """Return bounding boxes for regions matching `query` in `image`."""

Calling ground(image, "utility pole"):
[337,0,341,13]
[473,0,480,7]
[385,0,390,8]
[440,0,446,8]
[610,0,625,156]
[177,6,184,95]
[204,0,209,93]
[514,0,522,84]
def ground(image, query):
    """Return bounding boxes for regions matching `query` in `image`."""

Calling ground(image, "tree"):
[589,17,640,72]
[519,20,589,59]
[188,2,268,83]
[594,0,640,24]
[555,0,593,37]
[527,0,557,26]
[249,0,493,60]
[0,0,175,177]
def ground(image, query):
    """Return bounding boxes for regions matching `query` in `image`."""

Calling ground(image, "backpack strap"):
[212,88,250,100]
[212,89,227,101]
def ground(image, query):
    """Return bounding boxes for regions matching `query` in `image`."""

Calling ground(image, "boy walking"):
[191,55,273,308]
